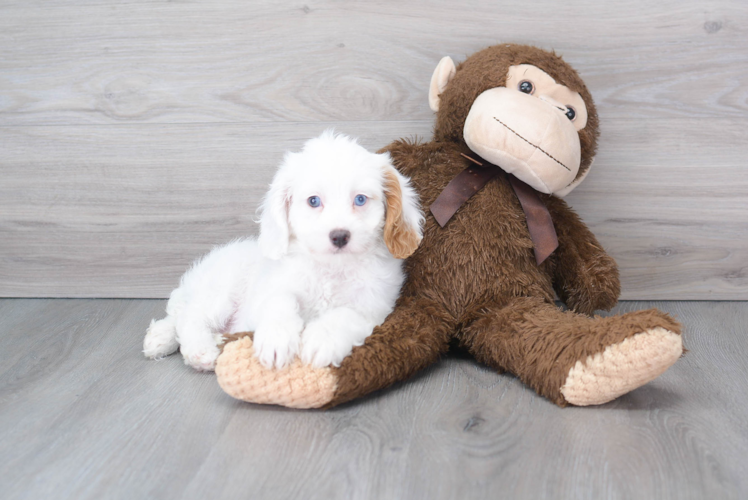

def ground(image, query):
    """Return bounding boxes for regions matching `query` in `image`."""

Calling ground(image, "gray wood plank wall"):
[1,0,746,299]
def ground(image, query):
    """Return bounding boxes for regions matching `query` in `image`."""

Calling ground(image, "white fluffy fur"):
[143,131,423,371]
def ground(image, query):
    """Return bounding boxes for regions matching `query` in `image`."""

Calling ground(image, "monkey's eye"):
[308,196,321,208]
[518,81,534,94]
[565,106,576,121]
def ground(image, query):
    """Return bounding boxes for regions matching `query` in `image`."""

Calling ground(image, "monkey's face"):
[463,65,588,194]
[429,45,599,196]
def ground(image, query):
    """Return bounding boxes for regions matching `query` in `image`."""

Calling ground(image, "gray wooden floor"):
[1,299,746,499]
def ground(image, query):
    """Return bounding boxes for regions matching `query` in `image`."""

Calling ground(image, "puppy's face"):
[288,165,386,255]
[258,131,423,260]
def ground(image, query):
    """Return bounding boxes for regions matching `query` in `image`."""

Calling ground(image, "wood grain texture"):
[0,0,746,298]
[1,0,746,125]
[2,119,745,298]
[0,299,746,499]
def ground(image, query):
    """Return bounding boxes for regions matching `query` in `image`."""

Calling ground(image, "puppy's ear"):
[258,157,293,260]
[382,157,424,259]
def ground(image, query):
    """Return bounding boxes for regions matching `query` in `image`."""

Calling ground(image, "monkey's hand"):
[546,197,621,316]
[216,332,338,409]
[554,248,620,315]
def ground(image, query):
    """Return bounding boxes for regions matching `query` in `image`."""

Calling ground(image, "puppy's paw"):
[301,321,353,368]
[180,342,221,372]
[143,319,179,359]
[253,317,303,369]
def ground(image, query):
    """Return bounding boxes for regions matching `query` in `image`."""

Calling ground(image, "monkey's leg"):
[459,297,683,406]
[216,296,456,409]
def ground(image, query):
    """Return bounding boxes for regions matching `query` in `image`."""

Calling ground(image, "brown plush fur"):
[323,44,681,407]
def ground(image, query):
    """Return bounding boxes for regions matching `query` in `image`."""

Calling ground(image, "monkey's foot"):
[215,334,337,409]
[560,327,683,406]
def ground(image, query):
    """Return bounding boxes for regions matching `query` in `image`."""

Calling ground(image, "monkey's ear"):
[428,56,456,112]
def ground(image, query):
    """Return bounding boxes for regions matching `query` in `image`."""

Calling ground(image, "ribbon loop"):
[429,153,558,264]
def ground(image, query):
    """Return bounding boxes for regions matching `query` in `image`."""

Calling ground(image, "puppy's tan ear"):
[382,164,424,259]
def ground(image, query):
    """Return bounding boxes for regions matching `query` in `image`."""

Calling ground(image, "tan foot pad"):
[215,336,337,409]
[561,327,683,406]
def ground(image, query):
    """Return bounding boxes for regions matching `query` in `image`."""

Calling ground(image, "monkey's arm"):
[325,295,455,407]
[545,196,620,315]
[216,295,456,408]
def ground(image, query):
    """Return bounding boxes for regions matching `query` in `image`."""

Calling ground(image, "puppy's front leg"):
[301,308,375,368]
[253,293,304,369]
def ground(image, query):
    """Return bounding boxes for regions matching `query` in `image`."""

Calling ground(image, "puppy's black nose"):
[329,229,351,248]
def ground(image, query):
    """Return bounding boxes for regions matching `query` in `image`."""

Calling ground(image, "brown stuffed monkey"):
[215,44,683,408]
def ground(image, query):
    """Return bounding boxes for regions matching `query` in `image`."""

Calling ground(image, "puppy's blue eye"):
[354,194,367,206]
[308,196,321,208]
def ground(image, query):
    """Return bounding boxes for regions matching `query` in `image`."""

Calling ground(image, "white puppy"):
[143,131,423,371]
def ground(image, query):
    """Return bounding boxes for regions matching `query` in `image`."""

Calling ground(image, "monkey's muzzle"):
[463,88,581,194]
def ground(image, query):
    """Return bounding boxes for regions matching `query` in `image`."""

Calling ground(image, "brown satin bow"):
[429,153,559,265]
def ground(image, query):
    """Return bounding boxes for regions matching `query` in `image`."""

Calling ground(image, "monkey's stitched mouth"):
[492,117,571,172]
